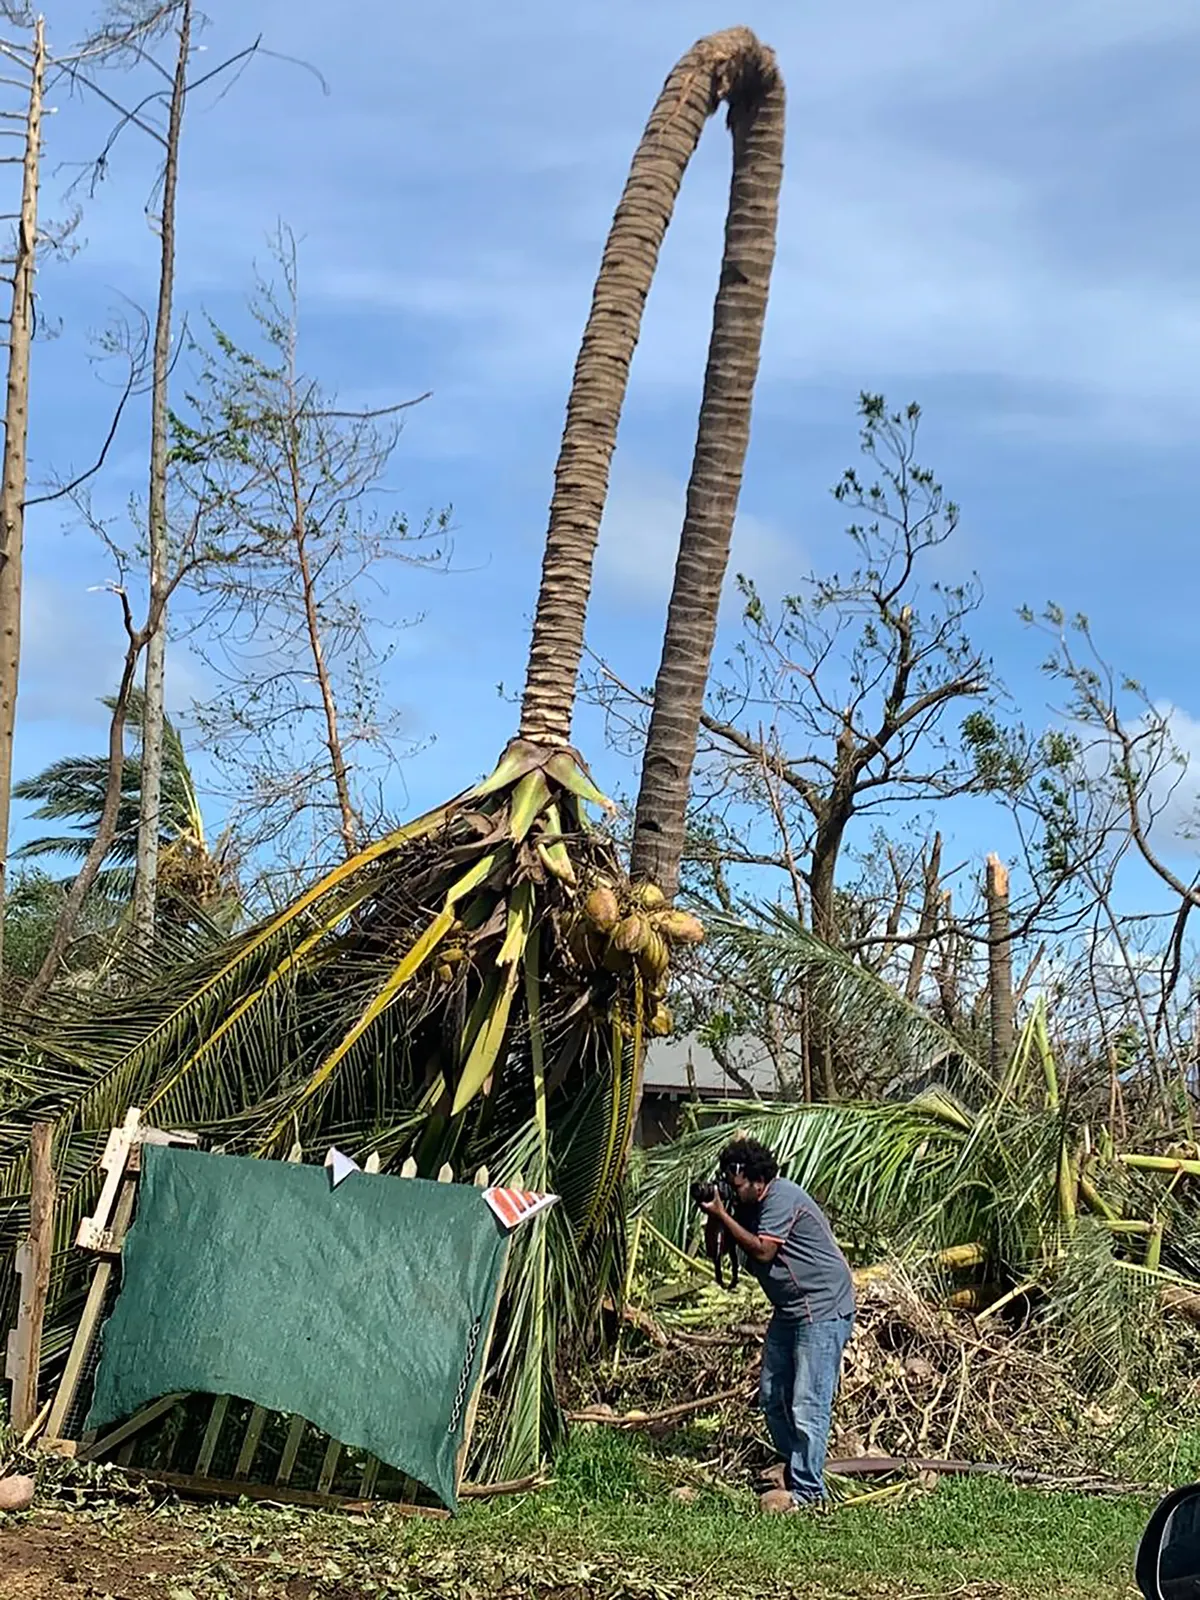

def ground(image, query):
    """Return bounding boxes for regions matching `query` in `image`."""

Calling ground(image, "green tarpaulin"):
[86,1145,509,1511]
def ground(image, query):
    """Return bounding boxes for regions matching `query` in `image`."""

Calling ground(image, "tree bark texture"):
[629,45,784,900]
[985,852,1015,1075]
[0,20,43,977]
[519,29,774,748]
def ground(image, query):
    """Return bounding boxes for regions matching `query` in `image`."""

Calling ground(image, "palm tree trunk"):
[628,46,784,898]
[133,0,191,940]
[0,20,44,979]
[519,28,774,749]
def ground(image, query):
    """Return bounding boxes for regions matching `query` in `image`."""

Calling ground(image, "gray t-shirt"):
[741,1176,855,1323]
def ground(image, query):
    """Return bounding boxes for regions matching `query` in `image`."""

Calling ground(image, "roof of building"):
[642,1033,778,1097]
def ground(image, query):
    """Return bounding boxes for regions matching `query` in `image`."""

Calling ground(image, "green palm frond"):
[705,906,990,1097]
[0,743,682,1474]
[13,690,201,870]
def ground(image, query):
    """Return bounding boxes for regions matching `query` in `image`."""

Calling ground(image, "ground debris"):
[568,1263,1194,1490]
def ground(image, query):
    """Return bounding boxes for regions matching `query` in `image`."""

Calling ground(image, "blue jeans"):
[759,1312,853,1503]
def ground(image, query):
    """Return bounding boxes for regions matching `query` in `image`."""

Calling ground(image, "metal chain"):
[448,1314,483,1435]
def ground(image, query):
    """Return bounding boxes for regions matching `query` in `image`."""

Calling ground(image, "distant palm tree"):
[12,688,234,915]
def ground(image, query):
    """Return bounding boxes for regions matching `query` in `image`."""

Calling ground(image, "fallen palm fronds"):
[568,1260,1200,1491]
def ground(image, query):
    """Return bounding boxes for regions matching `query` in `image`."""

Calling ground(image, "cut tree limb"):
[568,1387,746,1430]
[828,1455,1144,1495]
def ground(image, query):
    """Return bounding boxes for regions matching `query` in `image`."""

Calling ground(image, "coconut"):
[610,913,651,955]
[632,882,666,911]
[655,910,705,946]
[583,885,620,932]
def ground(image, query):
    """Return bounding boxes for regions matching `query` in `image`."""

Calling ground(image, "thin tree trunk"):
[133,0,191,939]
[519,28,770,749]
[0,20,43,978]
[277,270,360,861]
[803,798,853,1101]
[905,832,943,1002]
[985,852,1014,1074]
[934,890,959,1028]
[9,1120,54,1432]
[295,514,359,858]
[25,598,146,1009]
[628,50,784,898]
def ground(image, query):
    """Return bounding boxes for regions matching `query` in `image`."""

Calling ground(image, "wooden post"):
[7,1121,55,1433]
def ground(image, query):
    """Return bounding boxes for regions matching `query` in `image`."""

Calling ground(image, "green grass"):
[74,1429,1150,1599]
[14,1429,1162,1597]
[438,1431,1152,1596]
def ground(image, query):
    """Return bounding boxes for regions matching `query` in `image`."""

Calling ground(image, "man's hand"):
[699,1195,728,1221]
[711,1204,781,1267]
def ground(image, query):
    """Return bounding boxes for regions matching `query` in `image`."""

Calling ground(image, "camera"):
[690,1176,735,1208]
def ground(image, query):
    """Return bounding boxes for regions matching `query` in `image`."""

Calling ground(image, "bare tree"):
[174,231,448,896]
[0,13,43,978]
[54,1,274,939]
[132,0,191,940]
[596,396,1000,1095]
[969,607,1200,1109]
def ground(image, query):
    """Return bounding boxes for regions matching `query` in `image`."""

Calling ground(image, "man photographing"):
[698,1137,855,1513]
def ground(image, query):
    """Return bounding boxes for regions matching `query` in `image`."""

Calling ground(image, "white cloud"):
[594,465,797,613]
[232,0,1200,444]
[15,571,208,731]
[1147,703,1200,849]
[43,0,1200,447]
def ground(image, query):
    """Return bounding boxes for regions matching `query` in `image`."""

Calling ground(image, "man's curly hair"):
[717,1136,778,1184]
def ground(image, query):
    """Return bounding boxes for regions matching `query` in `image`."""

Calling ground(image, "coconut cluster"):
[566,877,704,1037]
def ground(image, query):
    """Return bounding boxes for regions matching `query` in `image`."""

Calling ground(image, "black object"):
[1137,1484,1200,1599]
[691,1176,739,1289]
[690,1176,735,1209]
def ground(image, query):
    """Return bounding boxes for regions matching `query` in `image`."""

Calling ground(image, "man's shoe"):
[794,1496,832,1517]
[758,1489,797,1515]
[756,1463,788,1492]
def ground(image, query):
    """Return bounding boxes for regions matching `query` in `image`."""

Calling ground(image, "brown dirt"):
[0,1510,335,1599]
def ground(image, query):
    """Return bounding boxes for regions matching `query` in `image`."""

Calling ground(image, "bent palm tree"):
[629,53,784,902]
[0,28,785,1476]
[13,689,221,908]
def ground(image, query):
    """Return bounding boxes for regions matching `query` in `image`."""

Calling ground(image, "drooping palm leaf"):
[704,906,991,1100]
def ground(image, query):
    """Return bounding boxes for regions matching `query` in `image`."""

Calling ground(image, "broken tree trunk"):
[0,19,44,979]
[985,853,1014,1074]
[7,1121,56,1432]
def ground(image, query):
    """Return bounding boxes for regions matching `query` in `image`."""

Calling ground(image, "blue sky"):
[11,0,1200,902]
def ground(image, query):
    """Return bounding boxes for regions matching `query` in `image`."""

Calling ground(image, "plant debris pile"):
[567,1266,1200,1490]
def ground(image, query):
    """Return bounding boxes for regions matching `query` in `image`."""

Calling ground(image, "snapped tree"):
[0,11,43,980]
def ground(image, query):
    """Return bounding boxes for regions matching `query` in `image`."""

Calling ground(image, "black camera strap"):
[704,1214,740,1290]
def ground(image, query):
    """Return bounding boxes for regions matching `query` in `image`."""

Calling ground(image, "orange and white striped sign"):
[483,1186,559,1231]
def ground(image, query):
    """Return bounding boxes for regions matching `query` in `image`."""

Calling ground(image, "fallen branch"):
[827,1455,1146,1496]
[569,1387,747,1431]
[603,1298,670,1347]
[459,1473,547,1499]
